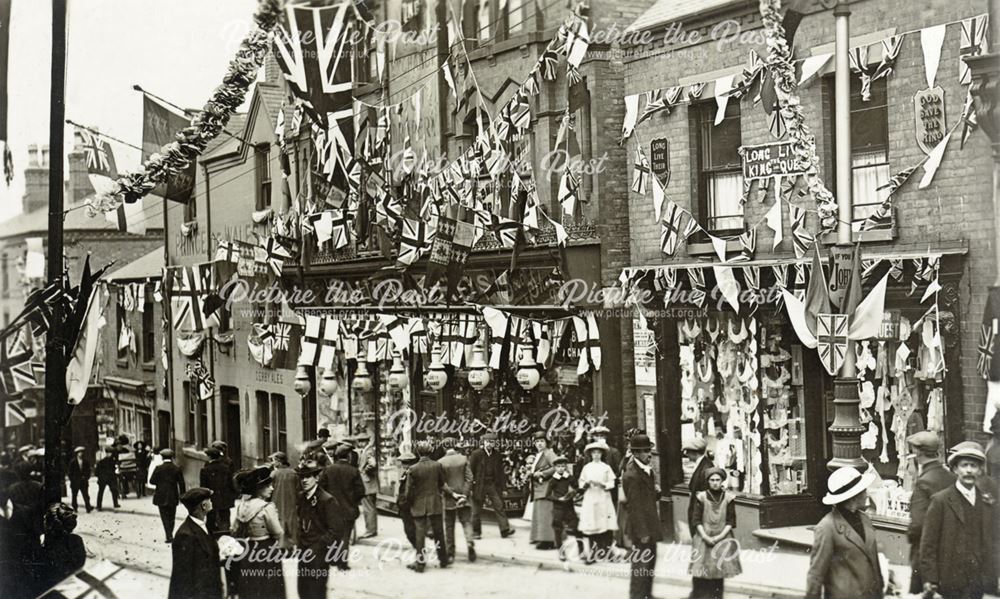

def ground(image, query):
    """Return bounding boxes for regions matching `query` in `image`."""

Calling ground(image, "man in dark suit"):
[683,437,710,537]
[438,438,476,562]
[168,487,223,599]
[94,450,120,511]
[904,430,955,593]
[200,447,236,536]
[296,462,344,599]
[318,444,364,570]
[806,466,883,599]
[395,451,419,548]
[468,433,513,538]
[406,441,462,572]
[67,447,92,513]
[920,441,999,599]
[622,434,660,599]
[151,449,186,543]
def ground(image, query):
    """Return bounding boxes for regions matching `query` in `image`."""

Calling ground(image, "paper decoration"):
[799,53,833,86]
[920,25,947,88]
[622,94,639,141]
[714,74,736,126]
[918,131,952,188]
[714,266,741,312]
[766,201,783,249]
[651,174,665,222]
[709,234,728,262]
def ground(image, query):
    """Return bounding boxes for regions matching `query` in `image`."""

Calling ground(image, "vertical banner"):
[141,95,195,203]
[632,317,656,387]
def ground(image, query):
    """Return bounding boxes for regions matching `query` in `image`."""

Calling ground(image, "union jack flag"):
[396,218,430,269]
[539,50,561,81]
[790,205,812,259]
[816,313,849,376]
[0,327,34,396]
[959,15,990,85]
[978,323,995,380]
[78,129,116,178]
[168,265,218,332]
[631,147,649,195]
[660,201,683,256]
[257,236,293,277]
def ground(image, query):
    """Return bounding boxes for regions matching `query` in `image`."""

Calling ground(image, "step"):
[751,525,815,551]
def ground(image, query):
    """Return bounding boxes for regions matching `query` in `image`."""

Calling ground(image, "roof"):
[628,0,747,32]
[203,113,249,157]
[0,201,118,238]
[105,246,164,281]
[256,83,285,129]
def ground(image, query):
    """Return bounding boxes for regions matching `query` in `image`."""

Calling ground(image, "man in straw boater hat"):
[621,433,660,599]
[904,430,954,594]
[168,487,224,599]
[920,441,999,598]
[805,466,883,599]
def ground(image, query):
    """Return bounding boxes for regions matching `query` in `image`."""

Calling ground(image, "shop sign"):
[828,245,854,309]
[254,369,284,385]
[650,138,669,184]
[643,392,656,440]
[914,87,946,155]
[739,140,805,180]
[555,366,579,386]
[877,309,901,340]
[632,318,656,387]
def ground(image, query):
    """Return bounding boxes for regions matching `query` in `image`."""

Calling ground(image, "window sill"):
[116,358,129,369]
[686,238,743,257]
[141,361,155,373]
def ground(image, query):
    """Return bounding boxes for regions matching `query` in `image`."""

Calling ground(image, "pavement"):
[67,477,915,597]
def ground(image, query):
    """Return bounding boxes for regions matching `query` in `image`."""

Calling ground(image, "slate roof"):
[628,0,747,32]
[105,246,164,281]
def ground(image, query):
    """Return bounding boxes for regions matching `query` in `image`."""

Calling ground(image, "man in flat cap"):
[151,448,186,543]
[355,433,379,539]
[200,447,237,536]
[168,487,223,599]
[904,430,954,593]
[683,437,711,537]
[269,451,299,547]
[67,447,92,513]
[920,441,998,598]
[295,462,342,599]
[318,443,364,570]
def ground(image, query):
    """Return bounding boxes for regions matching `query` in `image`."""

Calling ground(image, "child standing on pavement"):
[689,467,741,598]
[547,455,579,561]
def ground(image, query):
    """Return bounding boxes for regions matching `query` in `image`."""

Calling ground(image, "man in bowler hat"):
[151,449,186,543]
[168,487,223,599]
[905,430,955,593]
[622,434,660,599]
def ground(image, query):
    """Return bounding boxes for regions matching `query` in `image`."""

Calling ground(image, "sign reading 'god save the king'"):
[739,141,806,180]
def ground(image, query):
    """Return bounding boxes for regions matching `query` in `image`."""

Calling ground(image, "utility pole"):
[826,0,865,471]
[43,0,68,506]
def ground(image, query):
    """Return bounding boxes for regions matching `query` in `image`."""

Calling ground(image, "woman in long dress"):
[689,467,741,598]
[529,432,558,548]
[577,440,617,564]
[231,466,286,599]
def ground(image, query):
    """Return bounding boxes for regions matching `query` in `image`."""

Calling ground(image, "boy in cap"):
[904,430,954,593]
[920,441,998,598]
[546,455,578,560]
[151,449,186,543]
[806,466,883,598]
[168,488,223,599]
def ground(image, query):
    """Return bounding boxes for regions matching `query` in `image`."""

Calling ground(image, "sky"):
[0,0,261,222]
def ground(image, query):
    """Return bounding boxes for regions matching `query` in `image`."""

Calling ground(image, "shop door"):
[222,386,241,468]
[157,410,171,450]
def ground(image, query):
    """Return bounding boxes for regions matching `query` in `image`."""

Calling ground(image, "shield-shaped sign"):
[914,87,946,155]
[816,313,849,376]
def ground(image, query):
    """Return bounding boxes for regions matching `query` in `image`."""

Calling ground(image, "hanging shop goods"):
[87,0,283,215]
[621,252,958,522]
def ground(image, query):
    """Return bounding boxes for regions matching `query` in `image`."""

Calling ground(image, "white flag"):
[920,25,947,88]
[67,285,107,405]
[799,53,833,86]
[919,131,952,188]
[766,201,783,249]
[714,74,735,125]
[622,94,639,140]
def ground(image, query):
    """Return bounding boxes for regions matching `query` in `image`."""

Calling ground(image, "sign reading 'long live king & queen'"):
[739,140,809,180]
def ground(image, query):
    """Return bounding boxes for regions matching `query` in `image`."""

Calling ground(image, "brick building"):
[619,0,994,560]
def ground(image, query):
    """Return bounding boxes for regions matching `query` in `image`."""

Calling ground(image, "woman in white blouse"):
[577,440,618,564]
[230,466,285,599]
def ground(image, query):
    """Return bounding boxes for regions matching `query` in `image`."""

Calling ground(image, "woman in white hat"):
[577,439,618,564]
[805,466,883,599]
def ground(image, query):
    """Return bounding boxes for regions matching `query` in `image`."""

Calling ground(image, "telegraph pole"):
[43,0,68,505]
[826,0,865,471]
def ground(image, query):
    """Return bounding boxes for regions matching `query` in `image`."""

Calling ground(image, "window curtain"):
[851,150,890,227]
[709,172,745,231]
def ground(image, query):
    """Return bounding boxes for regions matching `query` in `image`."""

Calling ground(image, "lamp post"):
[826,0,866,471]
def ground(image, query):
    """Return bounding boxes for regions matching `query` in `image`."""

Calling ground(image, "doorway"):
[222,386,241,468]
[157,410,171,451]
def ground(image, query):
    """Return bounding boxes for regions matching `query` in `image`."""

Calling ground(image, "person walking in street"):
[396,450,419,548]
[577,439,617,564]
[151,448,186,543]
[920,441,998,599]
[269,451,299,548]
[356,433,379,539]
[547,455,579,561]
[904,430,954,594]
[210,441,238,530]
[318,443,365,570]
[469,432,514,538]
[295,462,341,599]
[133,441,151,498]
[406,441,462,572]
[67,447,92,513]
[622,434,661,599]
[438,437,476,563]
[684,437,711,538]
[688,467,741,599]
[95,448,121,511]
[528,431,558,549]
[230,466,285,599]
[168,487,224,599]
[200,447,237,536]
[805,466,882,599]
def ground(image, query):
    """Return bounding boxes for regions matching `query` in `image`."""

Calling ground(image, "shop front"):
[626,249,965,560]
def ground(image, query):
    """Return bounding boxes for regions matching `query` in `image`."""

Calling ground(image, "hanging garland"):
[759,0,838,235]
[87,0,282,216]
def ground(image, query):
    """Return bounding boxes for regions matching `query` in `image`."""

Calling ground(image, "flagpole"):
[827,0,865,471]
[43,0,68,506]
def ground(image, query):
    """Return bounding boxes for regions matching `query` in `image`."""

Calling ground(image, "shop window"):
[255,144,272,211]
[273,394,287,454]
[828,76,890,229]
[258,390,271,457]
[142,299,155,363]
[693,101,744,236]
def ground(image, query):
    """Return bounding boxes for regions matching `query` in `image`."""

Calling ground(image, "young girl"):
[577,440,618,564]
[689,467,742,598]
